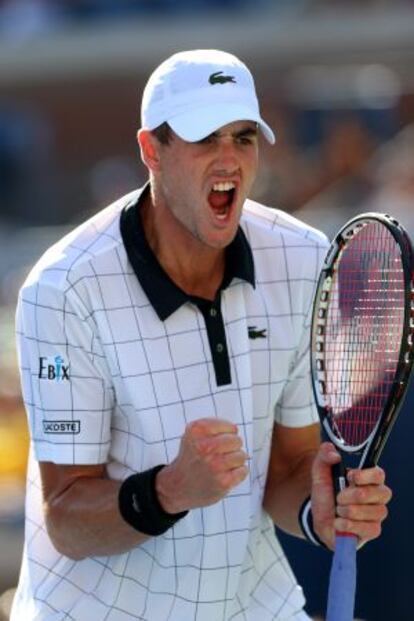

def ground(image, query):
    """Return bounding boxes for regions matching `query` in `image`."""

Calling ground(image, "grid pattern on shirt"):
[12,187,328,621]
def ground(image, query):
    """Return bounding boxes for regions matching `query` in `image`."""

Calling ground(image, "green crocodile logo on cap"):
[209,71,236,85]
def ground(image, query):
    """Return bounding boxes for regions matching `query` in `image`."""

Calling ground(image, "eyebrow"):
[235,127,259,138]
[210,126,259,139]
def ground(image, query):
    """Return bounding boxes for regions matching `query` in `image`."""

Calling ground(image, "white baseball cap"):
[141,49,275,144]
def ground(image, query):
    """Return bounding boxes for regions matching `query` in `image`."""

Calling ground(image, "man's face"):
[153,120,259,250]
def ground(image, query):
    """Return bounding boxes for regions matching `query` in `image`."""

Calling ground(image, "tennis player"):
[12,50,391,620]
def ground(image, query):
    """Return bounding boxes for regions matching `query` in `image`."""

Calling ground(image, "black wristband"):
[298,496,328,549]
[118,465,188,536]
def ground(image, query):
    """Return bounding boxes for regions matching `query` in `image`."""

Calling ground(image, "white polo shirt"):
[12,185,329,621]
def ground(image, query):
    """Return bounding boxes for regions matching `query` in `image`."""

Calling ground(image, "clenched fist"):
[155,418,249,514]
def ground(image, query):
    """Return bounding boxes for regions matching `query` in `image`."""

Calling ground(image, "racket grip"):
[326,533,357,621]
[332,460,348,499]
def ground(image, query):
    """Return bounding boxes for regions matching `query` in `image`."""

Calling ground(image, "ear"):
[137,129,161,172]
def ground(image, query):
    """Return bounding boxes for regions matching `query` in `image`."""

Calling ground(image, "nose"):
[214,140,239,175]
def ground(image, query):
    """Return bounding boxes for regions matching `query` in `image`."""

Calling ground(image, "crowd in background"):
[0,0,413,39]
[0,0,292,36]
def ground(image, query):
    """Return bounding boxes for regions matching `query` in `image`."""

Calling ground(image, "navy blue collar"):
[120,184,255,320]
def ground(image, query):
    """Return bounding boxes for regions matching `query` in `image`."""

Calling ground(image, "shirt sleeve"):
[16,279,114,465]
[273,240,327,429]
[274,298,319,428]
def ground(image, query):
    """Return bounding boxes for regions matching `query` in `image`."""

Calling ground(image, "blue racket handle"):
[326,533,357,621]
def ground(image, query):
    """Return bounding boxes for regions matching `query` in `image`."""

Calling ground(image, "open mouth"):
[208,181,236,220]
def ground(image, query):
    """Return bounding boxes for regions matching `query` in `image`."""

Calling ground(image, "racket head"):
[311,213,414,464]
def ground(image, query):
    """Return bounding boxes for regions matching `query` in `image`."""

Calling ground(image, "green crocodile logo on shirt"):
[248,326,267,340]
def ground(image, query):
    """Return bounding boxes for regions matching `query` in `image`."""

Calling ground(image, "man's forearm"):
[262,450,317,538]
[45,477,148,560]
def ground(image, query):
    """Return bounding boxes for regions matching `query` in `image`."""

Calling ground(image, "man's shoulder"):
[242,198,329,249]
[20,188,142,296]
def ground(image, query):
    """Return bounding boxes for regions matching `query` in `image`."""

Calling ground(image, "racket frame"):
[311,212,414,468]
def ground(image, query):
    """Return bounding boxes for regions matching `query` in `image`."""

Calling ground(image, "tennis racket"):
[310,213,414,621]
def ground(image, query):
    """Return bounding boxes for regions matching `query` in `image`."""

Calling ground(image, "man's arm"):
[262,422,320,537]
[263,422,392,550]
[40,418,248,560]
[39,462,148,559]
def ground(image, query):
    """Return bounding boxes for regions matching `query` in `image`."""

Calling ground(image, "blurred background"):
[1,1,414,619]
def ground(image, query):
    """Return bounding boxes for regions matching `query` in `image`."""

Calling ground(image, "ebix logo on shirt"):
[38,356,70,381]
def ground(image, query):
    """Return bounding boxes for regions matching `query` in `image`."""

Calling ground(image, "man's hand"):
[310,442,392,550]
[156,418,249,514]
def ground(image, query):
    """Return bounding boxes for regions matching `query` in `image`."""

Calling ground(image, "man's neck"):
[140,193,225,301]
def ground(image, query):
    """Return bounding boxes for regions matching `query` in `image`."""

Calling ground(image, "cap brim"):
[168,103,275,145]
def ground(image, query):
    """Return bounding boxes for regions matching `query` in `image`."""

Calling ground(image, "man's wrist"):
[118,465,188,536]
[298,496,328,549]
[155,463,186,515]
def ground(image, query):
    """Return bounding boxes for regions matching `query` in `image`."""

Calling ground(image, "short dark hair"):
[151,122,173,145]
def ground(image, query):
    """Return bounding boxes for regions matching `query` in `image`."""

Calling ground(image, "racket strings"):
[323,222,405,446]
